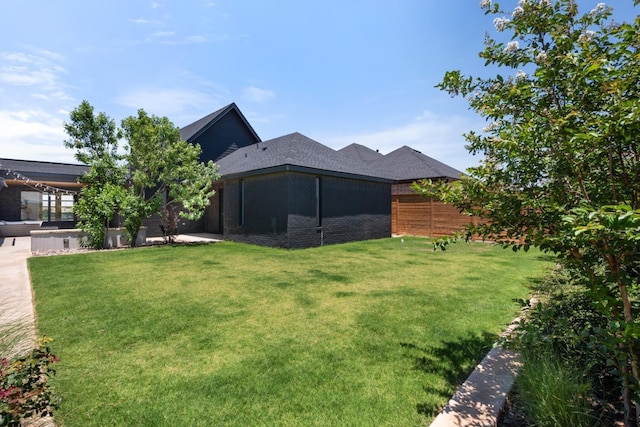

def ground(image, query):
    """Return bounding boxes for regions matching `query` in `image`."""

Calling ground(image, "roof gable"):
[180,103,261,144]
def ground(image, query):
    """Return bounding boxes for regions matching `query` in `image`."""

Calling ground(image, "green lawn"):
[30,237,550,426]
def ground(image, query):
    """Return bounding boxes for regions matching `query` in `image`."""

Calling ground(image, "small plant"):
[0,337,59,426]
[516,350,594,427]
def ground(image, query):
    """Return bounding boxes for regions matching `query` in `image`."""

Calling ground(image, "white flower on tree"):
[505,41,520,52]
[515,70,528,81]
[578,30,596,43]
[494,17,510,32]
[535,51,548,63]
[590,3,609,15]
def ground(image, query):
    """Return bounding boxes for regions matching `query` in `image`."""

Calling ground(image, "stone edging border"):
[429,319,523,427]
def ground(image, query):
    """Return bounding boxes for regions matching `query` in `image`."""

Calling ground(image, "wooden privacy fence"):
[391,194,479,238]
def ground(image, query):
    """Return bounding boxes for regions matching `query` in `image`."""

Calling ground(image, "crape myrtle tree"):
[412,0,640,422]
[65,101,219,249]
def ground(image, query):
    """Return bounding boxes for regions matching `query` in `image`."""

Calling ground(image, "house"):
[339,144,468,237]
[0,159,89,236]
[211,133,392,248]
[175,105,468,247]
[144,103,263,236]
[1,103,468,246]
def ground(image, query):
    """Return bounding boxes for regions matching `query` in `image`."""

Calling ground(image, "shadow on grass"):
[401,331,497,418]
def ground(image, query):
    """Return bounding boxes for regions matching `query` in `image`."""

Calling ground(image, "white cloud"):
[0,68,58,87]
[322,111,482,171]
[30,90,72,103]
[0,49,74,162]
[34,49,66,63]
[184,35,208,44]
[116,88,220,118]
[158,35,210,45]
[243,87,275,103]
[152,31,176,38]
[244,110,286,125]
[0,51,69,97]
[0,109,75,163]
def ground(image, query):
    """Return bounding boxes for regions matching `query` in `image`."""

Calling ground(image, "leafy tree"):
[413,0,640,422]
[64,101,126,249]
[65,103,219,248]
[120,109,219,245]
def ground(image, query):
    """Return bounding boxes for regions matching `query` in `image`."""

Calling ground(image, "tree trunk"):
[619,278,639,427]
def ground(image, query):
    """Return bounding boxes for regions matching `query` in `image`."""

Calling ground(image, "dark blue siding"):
[193,110,260,163]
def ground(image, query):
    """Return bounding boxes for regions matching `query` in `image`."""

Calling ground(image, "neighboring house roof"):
[180,103,261,144]
[338,143,384,163]
[216,132,392,182]
[367,146,463,181]
[0,158,89,183]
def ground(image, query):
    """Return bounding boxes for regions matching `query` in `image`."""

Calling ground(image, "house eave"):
[221,164,394,184]
[394,176,460,184]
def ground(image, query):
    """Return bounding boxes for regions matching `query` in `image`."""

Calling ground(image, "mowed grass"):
[29,237,550,426]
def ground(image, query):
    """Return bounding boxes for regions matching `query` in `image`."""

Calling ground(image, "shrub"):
[506,265,619,425]
[516,349,594,427]
[0,337,59,426]
[512,276,610,376]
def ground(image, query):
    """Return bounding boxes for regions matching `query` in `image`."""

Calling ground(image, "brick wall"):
[203,183,223,233]
[318,176,390,246]
[224,171,391,249]
[285,173,318,248]
[0,186,22,221]
[223,174,289,247]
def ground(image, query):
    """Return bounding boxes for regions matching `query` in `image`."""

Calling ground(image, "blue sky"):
[1,1,637,171]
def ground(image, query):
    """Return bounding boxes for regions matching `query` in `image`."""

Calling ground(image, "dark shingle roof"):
[216,133,391,182]
[0,158,89,182]
[368,146,463,181]
[338,143,384,163]
[180,103,261,143]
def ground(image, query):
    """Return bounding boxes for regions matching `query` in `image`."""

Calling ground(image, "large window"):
[21,191,75,221]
